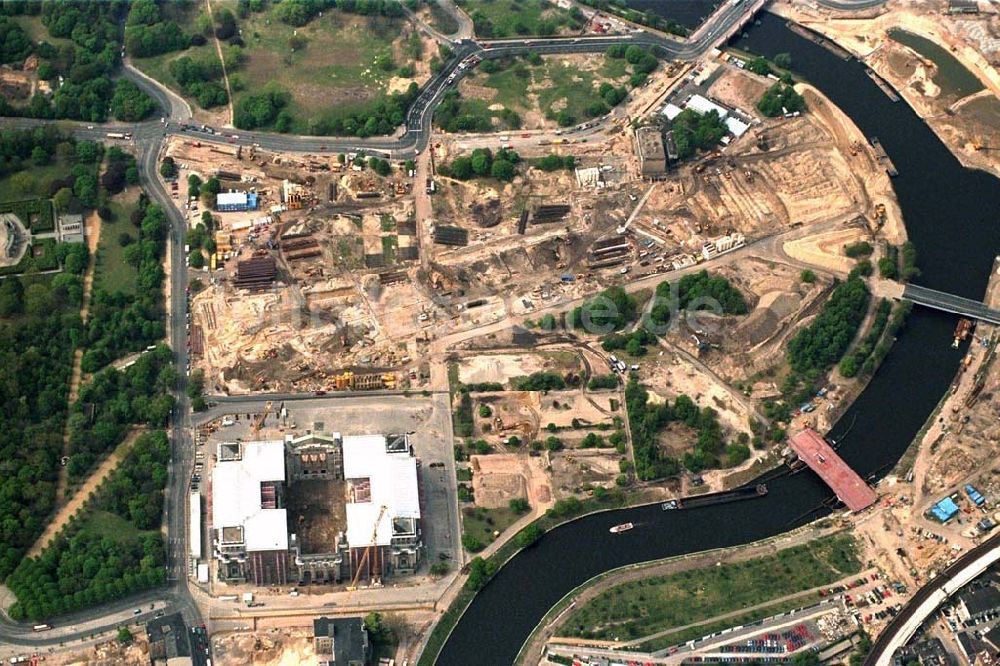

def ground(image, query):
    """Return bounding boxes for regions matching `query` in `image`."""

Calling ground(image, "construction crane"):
[251,400,273,439]
[345,504,388,603]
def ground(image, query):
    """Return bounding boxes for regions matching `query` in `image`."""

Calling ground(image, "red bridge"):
[789,428,877,512]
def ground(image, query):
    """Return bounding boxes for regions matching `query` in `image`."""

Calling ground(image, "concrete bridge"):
[866,279,1000,325]
[902,283,1000,325]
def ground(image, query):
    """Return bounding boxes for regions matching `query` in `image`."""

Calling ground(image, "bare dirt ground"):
[213,628,315,666]
[471,453,553,510]
[783,226,868,275]
[39,636,151,666]
[55,210,103,505]
[28,428,145,557]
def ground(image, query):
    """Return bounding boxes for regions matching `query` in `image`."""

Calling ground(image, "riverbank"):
[770,0,1000,180]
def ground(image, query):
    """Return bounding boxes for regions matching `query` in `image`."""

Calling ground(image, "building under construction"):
[211,433,421,587]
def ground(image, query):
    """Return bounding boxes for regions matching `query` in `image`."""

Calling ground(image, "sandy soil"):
[213,628,316,666]
[471,453,553,510]
[782,227,868,275]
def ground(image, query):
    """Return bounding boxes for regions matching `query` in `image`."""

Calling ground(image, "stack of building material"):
[530,204,570,225]
[235,256,277,290]
[433,226,469,246]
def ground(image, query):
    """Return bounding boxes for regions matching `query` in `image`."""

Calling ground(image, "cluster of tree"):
[125,0,190,58]
[601,327,656,357]
[624,377,679,480]
[233,84,291,130]
[434,90,493,134]
[605,44,659,87]
[160,156,178,179]
[877,244,898,279]
[510,371,568,391]
[169,55,229,109]
[535,154,576,172]
[587,374,620,390]
[7,430,171,622]
[900,241,919,281]
[787,275,870,378]
[670,109,727,160]
[468,2,582,38]
[68,346,176,480]
[515,523,544,548]
[626,378,738,476]
[580,432,605,448]
[440,147,520,182]
[101,146,139,195]
[0,283,83,579]
[0,15,32,64]
[757,82,806,118]
[95,430,170,530]
[839,299,892,379]
[0,2,152,123]
[746,55,773,76]
[459,381,504,392]
[0,126,76,179]
[275,0,404,25]
[110,79,156,122]
[843,241,873,259]
[465,556,496,591]
[674,270,749,315]
[81,200,168,373]
[214,7,239,40]
[453,391,474,437]
[569,286,637,332]
[579,0,686,36]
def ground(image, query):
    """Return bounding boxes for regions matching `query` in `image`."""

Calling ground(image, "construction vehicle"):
[344,504,389,603]
[251,400,273,438]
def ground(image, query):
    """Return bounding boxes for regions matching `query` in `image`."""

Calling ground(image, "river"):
[435,13,1000,665]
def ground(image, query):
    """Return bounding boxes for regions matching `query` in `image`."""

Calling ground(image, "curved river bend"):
[437,14,1000,665]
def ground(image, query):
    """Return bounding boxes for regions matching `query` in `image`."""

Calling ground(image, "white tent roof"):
[211,440,288,552]
[725,116,750,137]
[686,94,729,119]
[343,435,420,548]
[661,103,683,120]
[216,191,248,206]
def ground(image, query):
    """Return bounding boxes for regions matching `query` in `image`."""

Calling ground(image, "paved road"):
[0,0,768,650]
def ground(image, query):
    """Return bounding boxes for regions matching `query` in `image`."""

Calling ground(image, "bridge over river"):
[869,279,1000,325]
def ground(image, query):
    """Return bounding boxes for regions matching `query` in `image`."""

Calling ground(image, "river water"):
[436,13,1000,665]
[620,0,722,29]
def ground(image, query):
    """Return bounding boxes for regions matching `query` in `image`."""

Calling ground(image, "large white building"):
[212,440,291,585]
[210,434,422,587]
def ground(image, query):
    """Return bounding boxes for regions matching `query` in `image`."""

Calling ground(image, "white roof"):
[211,440,288,552]
[190,492,201,559]
[661,103,683,120]
[686,94,729,119]
[725,116,750,137]
[216,192,248,206]
[343,435,420,548]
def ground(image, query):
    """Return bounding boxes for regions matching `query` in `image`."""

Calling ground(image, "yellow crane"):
[344,504,388,603]
[251,400,273,439]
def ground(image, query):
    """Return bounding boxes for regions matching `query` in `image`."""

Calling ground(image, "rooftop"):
[313,616,369,665]
[788,428,877,512]
[212,440,288,552]
[343,434,420,547]
[686,94,730,119]
[635,126,665,160]
[960,585,1000,617]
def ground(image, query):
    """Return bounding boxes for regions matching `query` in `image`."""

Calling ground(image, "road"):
[0,0,770,651]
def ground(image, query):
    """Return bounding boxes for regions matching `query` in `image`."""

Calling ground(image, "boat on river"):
[609,522,634,534]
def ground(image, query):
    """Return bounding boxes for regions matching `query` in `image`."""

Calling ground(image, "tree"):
[117,626,134,645]
[464,557,495,590]
[800,269,816,284]
[515,524,544,548]
[774,53,793,69]
[450,157,473,180]
[110,80,155,122]
[490,158,516,182]
[160,157,177,179]
[509,498,530,514]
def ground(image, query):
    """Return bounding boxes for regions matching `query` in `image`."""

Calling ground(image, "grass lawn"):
[456,467,473,482]
[77,510,155,543]
[13,15,73,49]
[231,6,409,130]
[462,505,522,550]
[93,200,139,297]
[561,534,861,641]
[465,54,630,128]
[456,0,583,38]
[381,235,398,264]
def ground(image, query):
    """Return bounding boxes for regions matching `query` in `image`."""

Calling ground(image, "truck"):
[106,132,131,140]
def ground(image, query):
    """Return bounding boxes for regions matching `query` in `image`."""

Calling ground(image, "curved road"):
[0,0,768,652]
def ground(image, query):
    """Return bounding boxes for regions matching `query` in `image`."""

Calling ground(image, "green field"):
[93,200,138,296]
[78,510,154,542]
[461,505,522,551]
[561,534,861,641]
[888,29,984,98]
[0,165,70,204]
[427,1,460,34]
[463,54,631,128]
[456,0,583,37]
[232,6,409,130]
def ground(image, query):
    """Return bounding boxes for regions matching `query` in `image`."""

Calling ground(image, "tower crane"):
[345,504,389,603]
